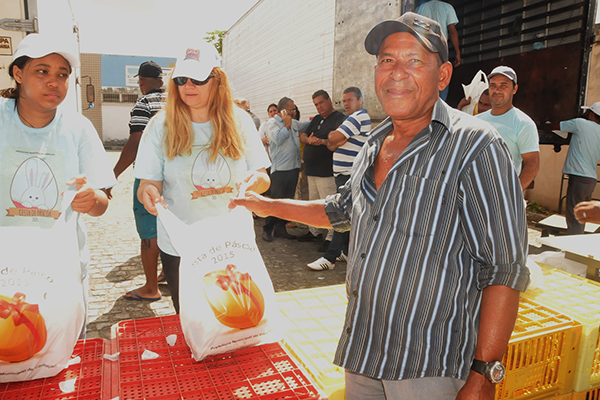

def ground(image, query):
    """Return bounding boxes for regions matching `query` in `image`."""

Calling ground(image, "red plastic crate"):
[111,315,325,400]
[0,339,109,400]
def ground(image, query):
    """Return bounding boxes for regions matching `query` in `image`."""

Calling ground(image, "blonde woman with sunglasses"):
[134,42,270,314]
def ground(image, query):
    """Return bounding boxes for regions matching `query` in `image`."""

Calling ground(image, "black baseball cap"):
[135,61,162,78]
[365,11,448,63]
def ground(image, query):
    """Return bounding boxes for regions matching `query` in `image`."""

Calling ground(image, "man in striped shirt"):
[307,87,371,270]
[110,61,166,302]
[231,12,529,400]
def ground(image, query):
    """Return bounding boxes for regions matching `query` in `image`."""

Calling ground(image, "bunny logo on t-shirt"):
[191,150,233,199]
[7,157,60,219]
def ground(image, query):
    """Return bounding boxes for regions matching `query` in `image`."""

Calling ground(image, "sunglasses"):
[173,75,214,86]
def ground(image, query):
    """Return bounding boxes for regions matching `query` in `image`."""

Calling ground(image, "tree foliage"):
[204,30,226,56]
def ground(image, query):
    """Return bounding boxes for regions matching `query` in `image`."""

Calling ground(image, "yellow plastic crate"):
[277,285,581,400]
[571,386,600,400]
[497,298,582,400]
[524,264,600,392]
[276,285,347,400]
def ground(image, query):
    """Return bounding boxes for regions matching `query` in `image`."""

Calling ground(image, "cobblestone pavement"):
[83,150,543,340]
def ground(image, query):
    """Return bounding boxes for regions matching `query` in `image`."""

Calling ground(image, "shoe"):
[336,253,348,262]
[273,230,296,240]
[262,231,273,242]
[296,232,323,242]
[124,290,162,302]
[317,240,331,252]
[307,257,335,271]
[157,272,166,283]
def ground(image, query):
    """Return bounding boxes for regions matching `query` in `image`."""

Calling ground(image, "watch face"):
[489,363,506,383]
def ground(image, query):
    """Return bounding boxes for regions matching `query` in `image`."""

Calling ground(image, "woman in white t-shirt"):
[135,42,270,313]
[0,34,113,225]
[0,34,116,338]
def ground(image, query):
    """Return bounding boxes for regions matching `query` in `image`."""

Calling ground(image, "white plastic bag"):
[158,206,282,361]
[528,251,587,278]
[0,191,85,382]
[461,70,489,115]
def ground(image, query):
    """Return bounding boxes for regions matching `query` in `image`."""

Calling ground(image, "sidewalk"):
[83,150,542,339]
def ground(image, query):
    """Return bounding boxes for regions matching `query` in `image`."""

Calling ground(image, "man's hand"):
[105,186,114,200]
[456,371,495,400]
[307,133,322,146]
[458,97,471,110]
[229,190,272,216]
[281,109,292,129]
[454,53,462,67]
[575,200,600,224]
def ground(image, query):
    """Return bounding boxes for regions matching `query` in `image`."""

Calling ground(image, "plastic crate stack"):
[111,315,325,400]
[0,339,109,400]
[524,263,600,400]
[276,284,583,400]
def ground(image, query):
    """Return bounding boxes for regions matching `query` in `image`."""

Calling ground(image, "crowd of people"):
[3,1,600,398]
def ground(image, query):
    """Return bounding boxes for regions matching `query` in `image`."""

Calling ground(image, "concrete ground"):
[83,150,543,339]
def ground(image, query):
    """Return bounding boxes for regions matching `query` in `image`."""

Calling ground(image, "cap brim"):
[172,59,214,82]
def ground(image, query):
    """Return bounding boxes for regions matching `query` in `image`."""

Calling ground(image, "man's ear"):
[513,83,519,95]
[438,61,453,92]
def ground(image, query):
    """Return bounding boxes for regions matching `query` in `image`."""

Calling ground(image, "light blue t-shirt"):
[477,107,539,175]
[0,97,117,277]
[415,0,459,42]
[135,107,270,255]
[561,118,600,179]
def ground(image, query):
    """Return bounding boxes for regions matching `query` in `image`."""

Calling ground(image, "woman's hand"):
[137,179,166,216]
[238,168,270,196]
[67,174,109,216]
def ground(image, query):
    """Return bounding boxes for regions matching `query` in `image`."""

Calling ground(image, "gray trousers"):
[345,370,465,400]
[566,174,596,234]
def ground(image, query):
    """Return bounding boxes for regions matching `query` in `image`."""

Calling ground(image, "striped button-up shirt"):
[325,99,530,381]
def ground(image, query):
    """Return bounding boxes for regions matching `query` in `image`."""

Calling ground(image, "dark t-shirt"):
[303,110,346,177]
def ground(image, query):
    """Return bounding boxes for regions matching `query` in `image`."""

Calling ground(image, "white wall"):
[101,104,133,141]
[222,0,336,123]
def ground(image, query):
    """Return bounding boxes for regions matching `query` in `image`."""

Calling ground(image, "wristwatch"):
[471,359,506,384]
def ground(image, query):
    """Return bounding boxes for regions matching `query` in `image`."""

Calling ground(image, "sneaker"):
[297,232,323,242]
[307,257,335,271]
[336,253,348,262]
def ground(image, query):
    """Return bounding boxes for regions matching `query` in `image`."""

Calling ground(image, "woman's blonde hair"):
[163,67,245,161]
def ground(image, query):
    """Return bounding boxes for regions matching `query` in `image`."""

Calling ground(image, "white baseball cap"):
[488,66,517,85]
[13,33,80,69]
[172,42,222,82]
[582,102,600,116]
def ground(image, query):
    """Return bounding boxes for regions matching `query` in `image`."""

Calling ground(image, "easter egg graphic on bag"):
[0,293,47,363]
[203,264,265,329]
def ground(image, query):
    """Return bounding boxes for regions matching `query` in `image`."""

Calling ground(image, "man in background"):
[110,61,166,302]
[297,90,346,251]
[477,66,539,191]
[559,102,600,234]
[307,87,371,270]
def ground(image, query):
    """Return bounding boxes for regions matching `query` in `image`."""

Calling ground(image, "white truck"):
[0,0,93,113]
